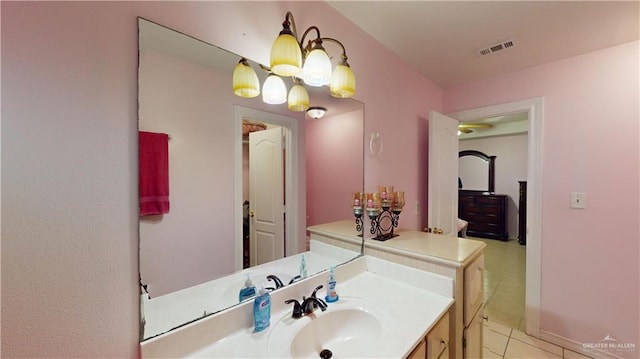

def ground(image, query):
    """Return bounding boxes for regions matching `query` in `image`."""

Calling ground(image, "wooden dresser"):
[458,190,509,240]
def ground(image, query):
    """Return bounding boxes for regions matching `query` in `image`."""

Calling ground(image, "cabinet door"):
[464,255,484,326]
[463,308,483,359]
[427,312,450,359]
[407,339,426,359]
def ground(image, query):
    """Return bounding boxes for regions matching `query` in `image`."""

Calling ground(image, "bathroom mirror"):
[138,18,364,340]
[458,150,496,192]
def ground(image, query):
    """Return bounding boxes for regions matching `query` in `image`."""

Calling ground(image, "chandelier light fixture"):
[232,11,356,115]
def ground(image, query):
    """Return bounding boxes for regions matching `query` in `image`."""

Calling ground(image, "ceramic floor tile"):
[487,311,520,330]
[563,348,593,359]
[484,346,504,359]
[510,329,563,356]
[484,326,510,356]
[484,319,513,336]
[504,338,562,359]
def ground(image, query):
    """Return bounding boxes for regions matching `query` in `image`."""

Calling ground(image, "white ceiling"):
[328,1,640,88]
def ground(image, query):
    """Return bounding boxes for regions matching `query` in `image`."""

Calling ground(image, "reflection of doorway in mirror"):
[243,124,286,268]
[234,106,301,273]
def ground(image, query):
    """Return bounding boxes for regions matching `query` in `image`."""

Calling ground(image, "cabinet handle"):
[483,315,489,321]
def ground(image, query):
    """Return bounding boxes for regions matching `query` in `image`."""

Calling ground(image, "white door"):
[249,127,285,266]
[428,111,459,235]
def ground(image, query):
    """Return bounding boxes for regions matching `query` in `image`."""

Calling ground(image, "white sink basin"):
[268,297,388,358]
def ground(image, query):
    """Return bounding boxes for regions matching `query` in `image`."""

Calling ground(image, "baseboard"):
[539,330,628,359]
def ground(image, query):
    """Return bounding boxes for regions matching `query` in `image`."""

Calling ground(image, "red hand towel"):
[139,131,170,216]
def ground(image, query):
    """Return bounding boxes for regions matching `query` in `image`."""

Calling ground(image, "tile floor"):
[477,237,593,359]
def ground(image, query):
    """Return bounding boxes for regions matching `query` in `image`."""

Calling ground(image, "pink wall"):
[306,109,364,227]
[444,41,640,356]
[2,2,441,357]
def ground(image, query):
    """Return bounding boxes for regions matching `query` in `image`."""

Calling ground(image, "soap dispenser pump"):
[238,274,257,302]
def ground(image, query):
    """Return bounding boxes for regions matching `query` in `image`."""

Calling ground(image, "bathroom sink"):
[268,297,388,358]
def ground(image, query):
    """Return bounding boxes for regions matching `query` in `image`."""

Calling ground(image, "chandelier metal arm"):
[318,37,347,58]
[300,26,322,52]
[283,11,298,39]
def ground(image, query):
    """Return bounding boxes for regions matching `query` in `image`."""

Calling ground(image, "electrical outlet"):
[415,201,421,214]
[570,192,586,209]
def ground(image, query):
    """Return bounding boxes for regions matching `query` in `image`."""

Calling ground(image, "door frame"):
[233,106,301,271]
[448,97,543,336]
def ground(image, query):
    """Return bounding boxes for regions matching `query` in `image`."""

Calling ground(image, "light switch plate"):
[570,192,586,209]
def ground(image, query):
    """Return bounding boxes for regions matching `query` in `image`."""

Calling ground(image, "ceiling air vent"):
[476,39,518,57]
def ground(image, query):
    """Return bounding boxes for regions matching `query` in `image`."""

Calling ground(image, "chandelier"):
[232,11,356,115]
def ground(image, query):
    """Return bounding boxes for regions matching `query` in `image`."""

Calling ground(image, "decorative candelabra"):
[352,186,405,241]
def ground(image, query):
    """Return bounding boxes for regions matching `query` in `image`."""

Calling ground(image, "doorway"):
[449,97,543,336]
[458,116,528,330]
[233,106,302,272]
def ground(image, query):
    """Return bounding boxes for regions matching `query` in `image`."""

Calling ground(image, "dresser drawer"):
[475,195,505,205]
[464,255,484,327]
[464,213,502,225]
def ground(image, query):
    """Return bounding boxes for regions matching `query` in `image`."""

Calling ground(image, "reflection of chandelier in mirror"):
[458,123,493,135]
[306,106,327,119]
[232,11,356,114]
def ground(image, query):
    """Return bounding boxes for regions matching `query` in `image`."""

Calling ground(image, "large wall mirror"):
[138,18,364,340]
[458,150,496,192]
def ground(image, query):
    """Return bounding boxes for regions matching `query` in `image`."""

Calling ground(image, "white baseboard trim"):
[539,330,626,359]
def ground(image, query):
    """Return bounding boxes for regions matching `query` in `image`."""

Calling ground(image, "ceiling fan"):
[458,123,493,134]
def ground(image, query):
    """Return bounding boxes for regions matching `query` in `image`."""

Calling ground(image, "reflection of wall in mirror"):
[306,109,364,228]
[139,48,238,298]
[458,156,489,191]
[459,134,528,239]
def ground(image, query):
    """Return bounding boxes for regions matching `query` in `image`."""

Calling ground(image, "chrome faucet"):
[284,285,327,319]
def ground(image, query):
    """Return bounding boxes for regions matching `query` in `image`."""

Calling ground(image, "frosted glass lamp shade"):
[302,48,332,87]
[262,75,287,104]
[232,60,260,98]
[270,33,302,77]
[330,63,356,98]
[287,84,310,112]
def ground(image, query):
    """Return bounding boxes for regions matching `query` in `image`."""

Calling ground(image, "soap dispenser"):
[253,284,271,332]
[238,274,257,302]
[300,254,308,279]
[325,266,339,303]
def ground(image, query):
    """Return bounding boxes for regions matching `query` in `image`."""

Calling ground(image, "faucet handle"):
[288,275,301,285]
[284,299,303,319]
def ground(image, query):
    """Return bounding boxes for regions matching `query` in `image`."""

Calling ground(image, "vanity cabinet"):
[308,220,486,359]
[408,340,426,359]
[407,311,450,359]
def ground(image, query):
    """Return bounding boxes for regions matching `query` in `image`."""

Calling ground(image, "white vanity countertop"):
[181,256,454,358]
[143,250,349,339]
[309,220,486,267]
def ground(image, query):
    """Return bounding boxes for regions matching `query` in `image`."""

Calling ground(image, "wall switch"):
[570,192,586,209]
